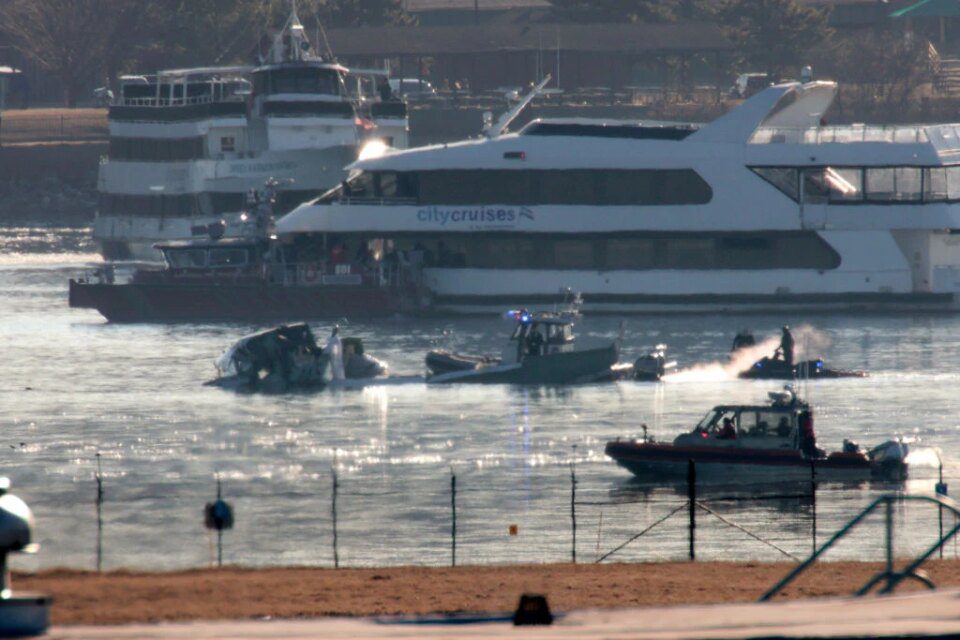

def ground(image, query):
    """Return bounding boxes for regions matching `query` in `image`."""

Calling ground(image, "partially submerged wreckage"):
[206,323,387,393]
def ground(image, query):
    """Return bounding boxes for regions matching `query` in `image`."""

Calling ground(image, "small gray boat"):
[426,310,619,385]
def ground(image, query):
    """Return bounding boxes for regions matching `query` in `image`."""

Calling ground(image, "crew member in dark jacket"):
[778,325,795,366]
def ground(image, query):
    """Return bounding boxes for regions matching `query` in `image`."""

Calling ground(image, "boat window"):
[554,240,594,269]
[950,167,960,200]
[750,167,800,202]
[740,411,794,438]
[826,167,863,202]
[802,169,829,203]
[343,171,374,198]
[209,248,249,267]
[374,171,419,199]
[865,167,921,202]
[665,237,714,269]
[376,172,398,198]
[165,249,208,269]
[383,231,840,271]
[925,168,948,202]
[606,239,656,269]
[409,169,711,206]
[694,410,721,432]
[267,68,339,95]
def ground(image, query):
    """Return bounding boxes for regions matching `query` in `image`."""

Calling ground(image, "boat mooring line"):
[595,503,687,563]
[696,502,802,562]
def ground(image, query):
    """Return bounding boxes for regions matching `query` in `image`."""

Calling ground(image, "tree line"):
[0,0,411,106]
[0,0,937,118]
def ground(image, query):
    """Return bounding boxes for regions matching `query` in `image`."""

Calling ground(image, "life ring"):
[303,264,319,284]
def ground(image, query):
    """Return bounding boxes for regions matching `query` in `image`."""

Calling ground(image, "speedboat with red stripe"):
[605,388,908,482]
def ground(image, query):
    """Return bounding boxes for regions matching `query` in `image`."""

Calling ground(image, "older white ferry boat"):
[94,8,408,260]
[277,80,960,313]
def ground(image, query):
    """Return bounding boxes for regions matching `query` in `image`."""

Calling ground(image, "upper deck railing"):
[751,125,930,145]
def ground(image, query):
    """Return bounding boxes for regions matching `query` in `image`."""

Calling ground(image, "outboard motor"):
[869,440,910,480]
[0,478,50,636]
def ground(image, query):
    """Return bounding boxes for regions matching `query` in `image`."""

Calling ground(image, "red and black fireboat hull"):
[69,279,411,322]
[604,441,890,482]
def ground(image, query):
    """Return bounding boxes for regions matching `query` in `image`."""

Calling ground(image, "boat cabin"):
[507,310,575,360]
[154,238,267,278]
[675,391,815,452]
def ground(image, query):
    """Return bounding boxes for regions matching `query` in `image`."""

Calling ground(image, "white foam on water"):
[663,325,831,383]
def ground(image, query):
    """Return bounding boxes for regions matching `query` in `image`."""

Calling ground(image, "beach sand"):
[16,560,960,626]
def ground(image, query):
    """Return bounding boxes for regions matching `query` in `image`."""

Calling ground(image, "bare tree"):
[0,0,157,106]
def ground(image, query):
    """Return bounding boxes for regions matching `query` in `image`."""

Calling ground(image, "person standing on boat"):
[525,326,545,357]
[778,325,795,366]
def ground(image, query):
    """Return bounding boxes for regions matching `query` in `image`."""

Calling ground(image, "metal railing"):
[761,493,960,601]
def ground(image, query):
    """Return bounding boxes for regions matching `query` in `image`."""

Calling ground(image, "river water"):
[3,226,960,573]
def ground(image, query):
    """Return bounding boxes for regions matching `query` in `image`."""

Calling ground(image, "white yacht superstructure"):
[94,8,408,260]
[276,81,960,312]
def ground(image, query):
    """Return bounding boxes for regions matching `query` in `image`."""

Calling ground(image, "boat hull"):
[604,441,891,482]
[738,358,867,380]
[69,280,407,322]
[428,344,619,385]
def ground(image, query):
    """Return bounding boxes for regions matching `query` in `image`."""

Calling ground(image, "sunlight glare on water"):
[3,228,960,571]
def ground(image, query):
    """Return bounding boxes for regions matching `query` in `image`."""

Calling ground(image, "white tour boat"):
[94,7,408,260]
[276,79,960,313]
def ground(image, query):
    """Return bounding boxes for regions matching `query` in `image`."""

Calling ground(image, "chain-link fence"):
[17,459,959,574]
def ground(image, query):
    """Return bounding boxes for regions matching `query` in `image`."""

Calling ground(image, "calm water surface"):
[3,227,960,571]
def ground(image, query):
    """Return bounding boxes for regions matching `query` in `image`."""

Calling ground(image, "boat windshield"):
[694,409,725,433]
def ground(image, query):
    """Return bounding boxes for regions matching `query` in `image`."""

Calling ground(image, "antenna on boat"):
[483,74,551,138]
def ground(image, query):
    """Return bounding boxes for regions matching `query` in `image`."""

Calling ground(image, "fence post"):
[885,497,894,592]
[687,460,696,561]
[95,453,103,573]
[450,470,457,567]
[331,467,339,569]
[810,460,817,555]
[570,462,577,564]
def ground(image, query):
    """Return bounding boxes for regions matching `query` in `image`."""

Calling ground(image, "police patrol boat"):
[277,76,960,314]
[425,308,619,384]
[605,388,909,481]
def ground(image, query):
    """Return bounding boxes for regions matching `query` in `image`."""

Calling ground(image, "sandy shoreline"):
[15,560,960,626]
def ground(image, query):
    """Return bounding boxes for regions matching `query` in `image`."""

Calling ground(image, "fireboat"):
[69,181,428,322]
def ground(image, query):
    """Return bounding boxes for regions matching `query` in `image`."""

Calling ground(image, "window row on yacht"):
[99,191,320,217]
[251,67,342,96]
[319,231,840,271]
[333,169,714,207]
[751,126,929,145]
[99,193,239,217]
[752,165,960,205]
[109,136,206,162]
[118,78,249,108]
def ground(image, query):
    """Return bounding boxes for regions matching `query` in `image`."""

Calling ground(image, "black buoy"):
[204,476,234,567]
[513,594,553,626]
